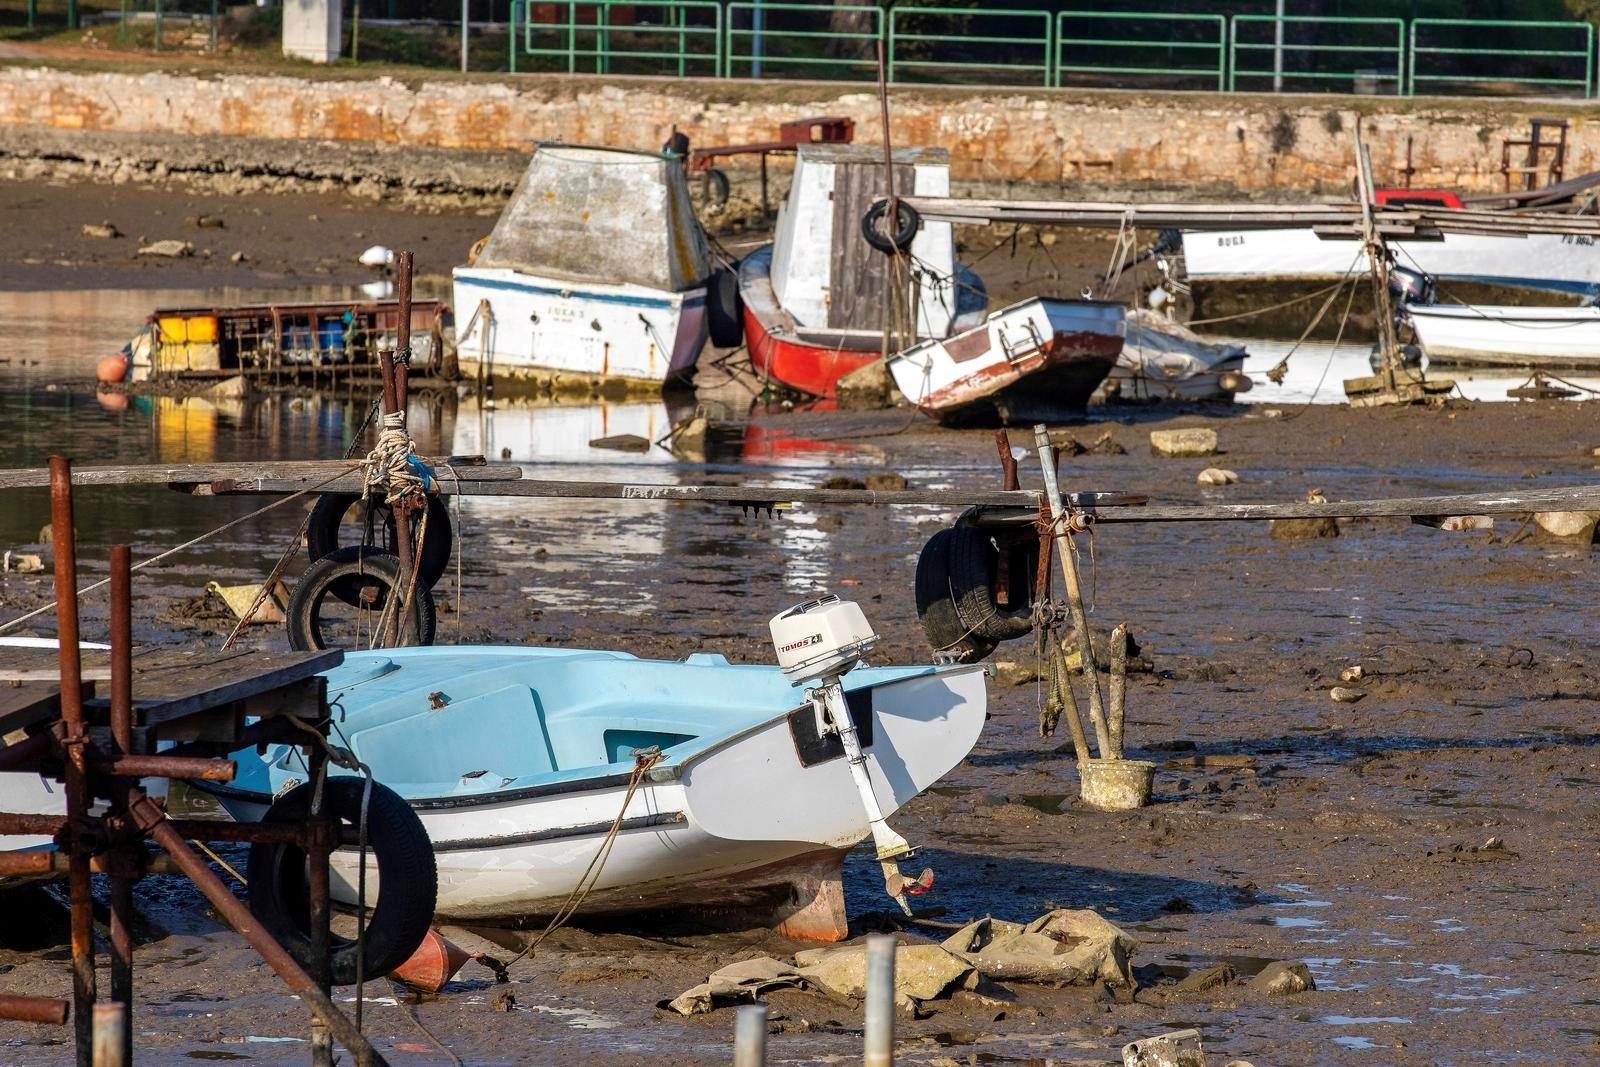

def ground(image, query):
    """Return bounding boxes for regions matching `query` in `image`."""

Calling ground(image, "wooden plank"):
[829,160,914,331]
[0,458,510,493]
[0,681,91,736]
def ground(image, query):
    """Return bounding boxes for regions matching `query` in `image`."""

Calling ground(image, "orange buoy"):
[390,929,476,992]
[96,352,130,384]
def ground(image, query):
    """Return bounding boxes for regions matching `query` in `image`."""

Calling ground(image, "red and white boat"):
[740,144,986,398]
[887,297,1126,424]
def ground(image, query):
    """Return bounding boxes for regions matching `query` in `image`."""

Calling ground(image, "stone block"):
[1149,428,1217,458]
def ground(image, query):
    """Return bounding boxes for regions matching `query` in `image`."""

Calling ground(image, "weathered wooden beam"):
[0,458,502,492]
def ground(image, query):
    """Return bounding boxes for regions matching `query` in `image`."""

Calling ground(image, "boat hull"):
[1184,228,1600,296]
[1105,310,1251,402]
[887,298,1125,424]
[1407,304,1600,368]
[212,654,988,937]
[453,268,708,388]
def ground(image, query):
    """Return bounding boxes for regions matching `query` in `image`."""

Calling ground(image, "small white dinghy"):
[1105,309,1253,402]
[207,597,987,940]
[887,297,1125,424]
[1405,303,1600,368]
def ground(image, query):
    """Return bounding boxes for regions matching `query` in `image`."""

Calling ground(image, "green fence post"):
[26,0,34,31]
[154,0,163,51]
[67,0,77,31]
[211,0,219,55]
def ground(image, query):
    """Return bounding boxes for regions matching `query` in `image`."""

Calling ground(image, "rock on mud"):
[865,472,908,492]
[1196,468,1238,486]
[1249,960,1316,996]
[136,239,193,257]
[81,222,120,239]
[1532,510,1600,544]
[1269,516,1339,540]
[1149,428,1217,458]
[836,359,894,411]
[1329,686,1365,703]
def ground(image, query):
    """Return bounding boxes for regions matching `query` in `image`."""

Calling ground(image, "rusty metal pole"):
[307,746,335,1067]
[383,251,418,648]
[0,994,70,1025]
[125,798,385,1066]
[107,546,135,1067]
[48,456,96,1067]
[394,251,413,413]
[90,1001,126,1067]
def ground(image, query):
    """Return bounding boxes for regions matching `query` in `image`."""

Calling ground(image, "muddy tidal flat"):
[1,178,1599,1066]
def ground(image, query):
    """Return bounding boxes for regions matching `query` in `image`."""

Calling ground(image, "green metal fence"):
[724,1,881,81]
[511,1,719,76]
[1410,19,1593,99]
[1055,11,1225,92]
[887,7,1052,87]
[1230,15,1405,96]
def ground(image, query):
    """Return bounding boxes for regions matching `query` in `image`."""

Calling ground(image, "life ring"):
[914,528,997,663]
[287,546,437,651]
[306,493,453,602]
[947,522,1037,643]
[706,267,744,348]
[700,168,730,212]
[247,777,437,987]
[860,199,920,255]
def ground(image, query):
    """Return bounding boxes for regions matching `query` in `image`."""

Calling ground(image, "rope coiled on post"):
[363,411,427,507]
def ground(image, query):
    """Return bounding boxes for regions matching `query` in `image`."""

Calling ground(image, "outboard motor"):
[770,595,933,914]
[1388,264,1436,308]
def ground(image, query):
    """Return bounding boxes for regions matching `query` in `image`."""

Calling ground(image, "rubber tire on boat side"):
[860,200,921,255]
[707,268,744,348]
[915,528,997,664]
[247,777,437,987]
[287,546,437,652]
[306,493,454,599]
[947,523,1037,643]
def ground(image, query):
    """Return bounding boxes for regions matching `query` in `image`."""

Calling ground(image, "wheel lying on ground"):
[247,777,437,987]
[915,528,997,664]
[860,199,921,255]
[287,546,436,651]
[700,167,730,212]
[706,267,744,348]
[947,522,1038,643]
[306,493,453,601]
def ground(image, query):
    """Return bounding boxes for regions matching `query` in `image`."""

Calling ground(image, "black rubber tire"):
[247,777,437,987]
[915,528,997,663]
[948,523,1037,643]
[706,267,744,348]
[287,546,436,652]
[700,167,730,210]
[306,493,453,599]
[861,199,920,255]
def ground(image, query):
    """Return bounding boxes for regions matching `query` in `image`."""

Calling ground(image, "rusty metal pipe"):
[108,544,135,1067]
[0,851,56,876]
[132,796,386,1066]
[48,456,96,1065]
[109,546,131,756]
[0,811,68,836]
[0,994,70,1025]
[90,755,235,782]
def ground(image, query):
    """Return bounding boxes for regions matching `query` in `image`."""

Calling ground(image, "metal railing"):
[1230,15,1405,96]
[724,1,881,81]
[1410,19,1594,99]
[1056,11,1226,92]
[497,4,1600,99]
[887,6,1052,87]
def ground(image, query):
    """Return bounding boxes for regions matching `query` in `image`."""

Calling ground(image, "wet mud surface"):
[0,180,1598,1065]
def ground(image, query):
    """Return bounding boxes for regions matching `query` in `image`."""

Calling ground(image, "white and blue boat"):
[452,144,713,390]
[204,637,988,941]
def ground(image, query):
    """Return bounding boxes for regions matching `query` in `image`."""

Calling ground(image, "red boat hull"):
[742,304,877,398]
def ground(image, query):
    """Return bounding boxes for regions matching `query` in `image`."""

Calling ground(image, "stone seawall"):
[2,66,1597,200]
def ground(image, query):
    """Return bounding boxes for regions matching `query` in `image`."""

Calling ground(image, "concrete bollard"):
[863,935,897,1067]
[1080,758,1156,811]
[732,1002,768,1067]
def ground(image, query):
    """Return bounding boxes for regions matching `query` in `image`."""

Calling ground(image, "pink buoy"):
[96,352,130,383]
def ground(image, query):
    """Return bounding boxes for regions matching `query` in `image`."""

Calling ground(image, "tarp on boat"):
[475,144,712,293]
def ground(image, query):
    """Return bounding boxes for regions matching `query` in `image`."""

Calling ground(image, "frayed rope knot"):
[364,410,430,506]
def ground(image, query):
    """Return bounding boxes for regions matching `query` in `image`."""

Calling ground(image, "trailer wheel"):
[701,168,730,212]
[306,493,453,602]
[861,199,920,255]
[915,528,997,663]
[288,547,436,651]
[706,268,744,348]
[248,777,437,987]
[947,523,1037,643]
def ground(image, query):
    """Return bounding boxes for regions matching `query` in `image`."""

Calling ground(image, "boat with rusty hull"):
[887,297,1126,425]
[203,644,987,940]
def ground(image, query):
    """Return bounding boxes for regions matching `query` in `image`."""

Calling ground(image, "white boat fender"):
[770,595,935,915]
[247,777,436,985]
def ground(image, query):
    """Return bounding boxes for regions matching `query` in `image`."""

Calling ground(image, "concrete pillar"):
[283,0,341,63]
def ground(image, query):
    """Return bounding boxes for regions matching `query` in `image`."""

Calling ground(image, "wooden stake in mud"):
[107,546,135,1067]
[1031,427,1112,759]
[1107,622,1129,760]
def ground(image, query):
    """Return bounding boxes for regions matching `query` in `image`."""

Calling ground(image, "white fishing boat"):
[887,297,1124,424]
[1104,309,1253,402]
[452,144,715,390]
[205,599,988,940]
[1405,303,1600,368]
